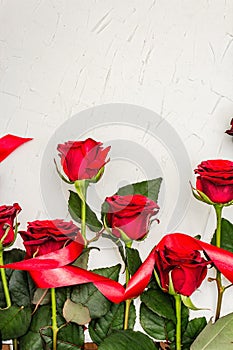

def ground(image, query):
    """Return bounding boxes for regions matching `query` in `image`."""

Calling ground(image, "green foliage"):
[98,330,156,350]
[68,190,102,232]
[140,302,175,342]
[211,218,233,252]
[41,323,84,349]
[89,302,136,345]
[71,264,121,319]
[125,246,142,276]
[141,289,176,323]
[0,305,31,340]
[191,313,233,350]
[182,317,207,349]
[116,178,162,203]
[19,304,84,350]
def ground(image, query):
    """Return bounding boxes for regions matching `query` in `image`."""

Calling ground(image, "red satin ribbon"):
[0,134,32,162]
[3,233,233,303]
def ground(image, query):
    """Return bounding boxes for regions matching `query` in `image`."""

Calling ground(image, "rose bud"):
[104,194,159,242]
[19,219,83,258]
[225,118,233,136]
[0,203,21,247]
[57,138,111,182]
[154,234,208,296]
[194,159,233,204]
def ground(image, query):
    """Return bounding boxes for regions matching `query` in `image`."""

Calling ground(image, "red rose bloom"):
[20,219,82,258]
[57,138,111,182]
[226,118,233,136]
[194,159,233,204]
[155,233,208,296]
[104,194,159,241]
[0,203,21,247]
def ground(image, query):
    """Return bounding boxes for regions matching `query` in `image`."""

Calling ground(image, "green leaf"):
[71,264,121,319]
[211,218,233,253]
[0,305,31,340]
[9,269,36,308]
[141,289,176,323]
[0,249,27,307]
[182,317,207,350]
[89,302,136,345]
[41,324,84,349]
[140,302,175,342]
[181,302,189,333]
[68,190,102,232]
[63,299,91,325]
[126,246,142,276]
[191,313,233,349]
[19,305,52,350]
[73,249,90,269]
[98,330,156,350]
[19,305,84,350]
[116,177,162,203]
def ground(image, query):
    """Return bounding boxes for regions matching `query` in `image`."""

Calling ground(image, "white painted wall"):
[0,0,233,334]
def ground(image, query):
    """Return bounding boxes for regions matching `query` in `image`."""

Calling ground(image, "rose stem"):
[174,295,182,350]
[51,288,58,350]
[0,244,18,350]
[214,205,224,322]
[0,246,11,307]
[124,241,132,330]
[81,181,87,245]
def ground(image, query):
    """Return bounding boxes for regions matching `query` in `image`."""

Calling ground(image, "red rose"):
[226,118,233,136]
[0,203,21,247]
[57,138,111,182]
[20,219,82,258]
[194,159,233,204]
[154,234,208,296]
[104,194,159,241]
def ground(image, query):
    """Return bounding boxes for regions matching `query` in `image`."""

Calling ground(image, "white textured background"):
[0,0,233,336]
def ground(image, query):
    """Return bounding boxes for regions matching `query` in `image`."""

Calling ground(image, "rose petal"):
[0,134,32,162]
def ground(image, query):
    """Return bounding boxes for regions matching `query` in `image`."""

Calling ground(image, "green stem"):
[174,295,182,350]
[214,205,224,322]
[0,247,18,350]
[215,205,223,249]
[124,266,131,330]
[0,248,11,307]
[124,242,132,330]
[78,180,87,246]
[51,288,58,350]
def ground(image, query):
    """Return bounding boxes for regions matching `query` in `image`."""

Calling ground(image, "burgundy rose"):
[194,159,233,204]
[0,203,21,247]
[20,219,82,258]
[155,234,208,296]
[104,194,159,241]
[57,138,111,182]
[225,118,233,136]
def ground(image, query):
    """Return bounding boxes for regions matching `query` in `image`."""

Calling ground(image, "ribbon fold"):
[2,233,233,303]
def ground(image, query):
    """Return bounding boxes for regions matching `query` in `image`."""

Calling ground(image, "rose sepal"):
[54,159,74,184]
[191,184,233,207]
[0,222,20,250]
[88,166,105,183]
[191,185,216,206]
[74,180,89,203]
[181,295,208,311]
[168,271,177,296]
[115,227,133,246]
